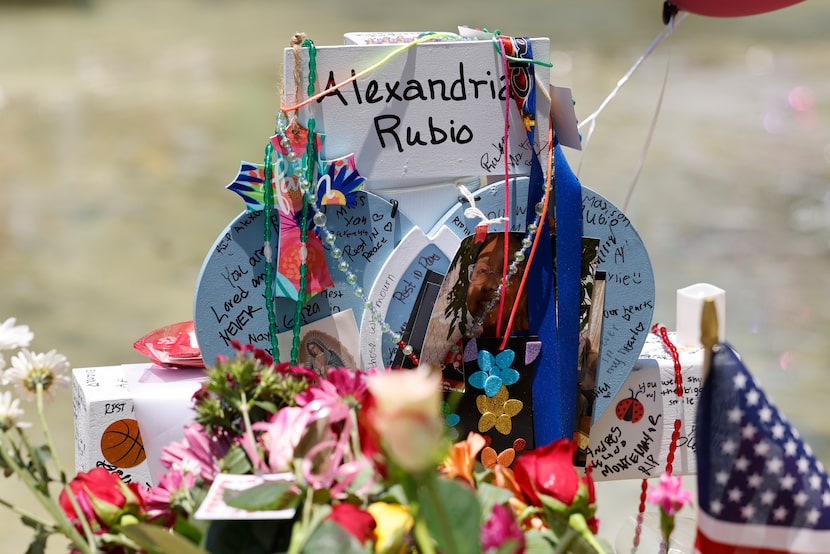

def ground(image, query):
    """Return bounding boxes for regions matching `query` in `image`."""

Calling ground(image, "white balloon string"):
[577,11,687,176]
[623,36,673,212]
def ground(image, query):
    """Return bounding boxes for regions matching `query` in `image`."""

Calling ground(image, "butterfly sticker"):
[480,439,526,469]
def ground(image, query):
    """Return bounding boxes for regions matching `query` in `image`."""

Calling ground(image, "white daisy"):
[0,318,34,351]
[0,390,30,431]
[5,349,70,401]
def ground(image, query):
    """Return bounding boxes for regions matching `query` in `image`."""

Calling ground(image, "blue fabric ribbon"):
[504,37,583,446]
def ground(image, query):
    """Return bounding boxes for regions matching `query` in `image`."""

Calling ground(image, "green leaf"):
[223,480,299,512]
[523,528,556,553]
[253,400,278,413]
[23,525,49,554]
[475,481,514,517]
[172,515,206,545]
[121,522,210,554]
[302,520,366,554]
[221,443,253,474]
[418,476,481,554]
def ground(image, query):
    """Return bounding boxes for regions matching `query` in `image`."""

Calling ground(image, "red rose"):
[327,503,377,544]
[512,439,584,507]
[357,392,388,477]
[59,468,146,530]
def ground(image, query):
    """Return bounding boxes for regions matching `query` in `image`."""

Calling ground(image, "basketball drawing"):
[100,418,146,468]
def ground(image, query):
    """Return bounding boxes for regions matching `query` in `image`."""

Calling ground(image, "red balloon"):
[670,0,806,17]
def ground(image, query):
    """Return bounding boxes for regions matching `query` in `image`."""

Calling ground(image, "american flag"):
[696,344,830,553]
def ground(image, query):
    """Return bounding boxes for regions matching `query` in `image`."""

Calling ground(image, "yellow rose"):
[367,502,413,553]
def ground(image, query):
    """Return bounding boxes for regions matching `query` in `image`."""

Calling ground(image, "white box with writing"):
[586,332,703,481]
[72,365,153,487]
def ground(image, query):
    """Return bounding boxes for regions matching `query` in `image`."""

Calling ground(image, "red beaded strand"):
[396,341,420,367]
[631,478,649,552]
[632,324,686,552]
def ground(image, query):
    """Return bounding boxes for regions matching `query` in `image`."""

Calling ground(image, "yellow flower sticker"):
[476,385,523,435]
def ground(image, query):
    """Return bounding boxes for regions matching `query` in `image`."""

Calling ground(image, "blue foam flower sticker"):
[468,348,519,397]
[443,401,460,427]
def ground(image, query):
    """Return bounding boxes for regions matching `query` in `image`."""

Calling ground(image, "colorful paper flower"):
[469,349,519,398]
[316,154,365,208]
[476,385,523,435]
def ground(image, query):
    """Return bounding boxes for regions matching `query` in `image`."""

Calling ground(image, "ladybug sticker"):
[615,388,645,423]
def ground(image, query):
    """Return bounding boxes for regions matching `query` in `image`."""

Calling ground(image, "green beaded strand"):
[262,140,280,361]
[289,39,317,366]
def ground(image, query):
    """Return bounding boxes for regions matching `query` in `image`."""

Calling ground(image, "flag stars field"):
[696,345,830,551]
[781,474,797,491]
[754,441,770,457]
[772,422,786,439]
[807,508,822,525]
[735,456,751,472]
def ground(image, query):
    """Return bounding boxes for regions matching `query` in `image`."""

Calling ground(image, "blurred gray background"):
[1,0,828,551]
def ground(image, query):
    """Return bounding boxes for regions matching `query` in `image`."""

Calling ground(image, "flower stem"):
[412,515,437,554]
[568,512,606,553]
[660,508,675,548]
[0,495,59,531]
[16,427,49,487]
[35,384,97,551]
[238,391,259,469]
[0,433,94,554]
[553,525,579,554]
[422,474,454,554]
[287,486,315,554]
